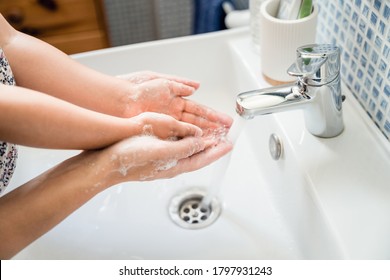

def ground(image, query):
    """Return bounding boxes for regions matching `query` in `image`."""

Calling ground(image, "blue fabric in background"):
[193,0,234,34]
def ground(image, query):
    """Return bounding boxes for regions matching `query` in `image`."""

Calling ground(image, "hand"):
[118,71,200,89]
[130,112,203,139]
[99,135,233,183]
[94,112,233,183]
[118,71,233,131]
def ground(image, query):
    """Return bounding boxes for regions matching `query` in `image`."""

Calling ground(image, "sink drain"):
[169,189,221,229]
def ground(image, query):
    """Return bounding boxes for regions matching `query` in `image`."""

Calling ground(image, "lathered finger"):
[133,112,202,139]
[166,121,203,139]
[162,136,207,161]
[118,71,200,90]
[151,72,200,89]
[162,79,197,97]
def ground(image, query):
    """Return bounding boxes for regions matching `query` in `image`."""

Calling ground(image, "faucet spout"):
[236,82,311,119]
[236,44,344,138]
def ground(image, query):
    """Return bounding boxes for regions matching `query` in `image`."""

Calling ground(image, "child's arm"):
[0,14,232,129]
[0,84,201,149]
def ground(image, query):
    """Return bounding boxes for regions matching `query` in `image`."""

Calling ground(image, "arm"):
[0,84,201,149]
[0,14,131,117]
[0,14,232,129]
[0,127,232,259]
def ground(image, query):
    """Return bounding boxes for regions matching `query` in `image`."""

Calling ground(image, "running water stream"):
[200,115,247,208]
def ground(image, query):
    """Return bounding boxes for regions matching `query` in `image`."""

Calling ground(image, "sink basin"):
[8,28,390,259]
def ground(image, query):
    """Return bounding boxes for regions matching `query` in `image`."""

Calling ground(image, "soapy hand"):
[129,112,203,139]
[97,121,233,183]
[118,71,200,89]
[118,71,233,131]
[102,136,232,182]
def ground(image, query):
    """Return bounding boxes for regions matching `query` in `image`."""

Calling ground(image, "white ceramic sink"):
[8,28,390,259]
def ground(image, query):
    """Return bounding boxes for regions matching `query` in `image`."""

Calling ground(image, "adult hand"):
[95,111,233,183]
[118,71,233,131]
[98,134,233,183]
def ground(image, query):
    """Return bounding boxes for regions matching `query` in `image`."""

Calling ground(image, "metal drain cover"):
[169,189,221,229]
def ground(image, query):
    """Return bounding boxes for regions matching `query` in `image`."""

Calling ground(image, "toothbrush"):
[277,0,313,20]
[298,0,313,18]
[277,0,302,20]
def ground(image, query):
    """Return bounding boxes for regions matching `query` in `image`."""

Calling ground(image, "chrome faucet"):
[236,44,344,138]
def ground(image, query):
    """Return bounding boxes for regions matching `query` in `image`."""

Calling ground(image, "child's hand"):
[118,71,233,131]
[129,112,203,139]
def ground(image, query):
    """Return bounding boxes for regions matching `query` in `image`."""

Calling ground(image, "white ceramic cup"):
[259,0,318,85]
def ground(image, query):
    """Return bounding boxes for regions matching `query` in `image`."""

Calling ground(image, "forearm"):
[3,28,131,117]
[0,85,139,149]
[0,151,109,259]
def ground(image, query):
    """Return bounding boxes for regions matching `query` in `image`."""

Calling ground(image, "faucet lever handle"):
[287,56,327,78]
[287,44,340,86]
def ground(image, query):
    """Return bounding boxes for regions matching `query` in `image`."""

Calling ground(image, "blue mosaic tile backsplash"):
[316,0,390,140]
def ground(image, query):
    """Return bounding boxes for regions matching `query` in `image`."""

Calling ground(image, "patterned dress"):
[0,48,18,194]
